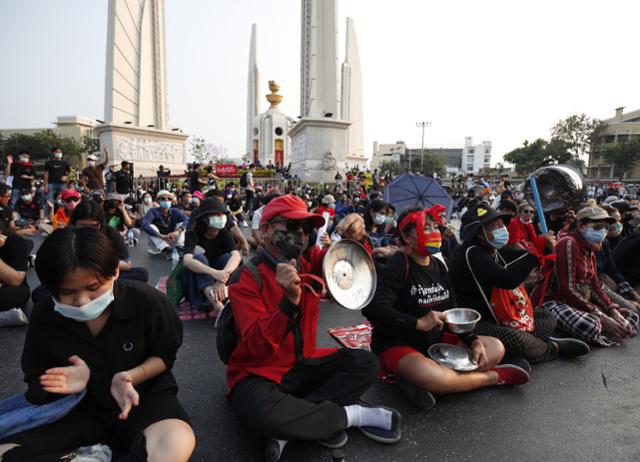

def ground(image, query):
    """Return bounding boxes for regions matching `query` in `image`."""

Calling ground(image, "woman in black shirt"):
[0,227,194,461]
[363,206,529,410]
[182,199,242,313]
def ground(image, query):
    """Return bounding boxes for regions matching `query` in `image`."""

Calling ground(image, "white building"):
[462,137,491,173]
[249,81,295,168]
[370,141,408,169]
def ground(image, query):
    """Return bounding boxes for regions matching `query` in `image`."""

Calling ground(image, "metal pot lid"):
[322,239,377,310]
[428,343,479,372]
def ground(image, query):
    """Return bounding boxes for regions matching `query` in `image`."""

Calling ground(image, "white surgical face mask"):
[208,215,227,229]
[54,286,115,322]
[143,197,152,205]
[88,160,96,167]
[54,152,63,159]
[19,156,29,163]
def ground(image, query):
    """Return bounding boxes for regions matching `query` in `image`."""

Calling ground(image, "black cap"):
[190,198,227,221]
[460,203,509,241]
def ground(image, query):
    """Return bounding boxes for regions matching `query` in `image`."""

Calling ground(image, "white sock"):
[343,404,392,430]
[275,439,287,453]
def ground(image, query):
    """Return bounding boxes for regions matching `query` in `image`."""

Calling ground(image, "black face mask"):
[271,229,305,260]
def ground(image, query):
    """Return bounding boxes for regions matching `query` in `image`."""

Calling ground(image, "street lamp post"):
[416,121,432,174]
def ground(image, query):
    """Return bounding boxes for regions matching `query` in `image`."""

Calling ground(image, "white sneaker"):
[147,247,162,255]
[0,308,29,327]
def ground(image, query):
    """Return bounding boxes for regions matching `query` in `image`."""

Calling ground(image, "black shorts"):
[0,388,189,460]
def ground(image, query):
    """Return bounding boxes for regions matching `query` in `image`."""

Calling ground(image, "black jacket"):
[22,280,182,427]
[449,240,538,323]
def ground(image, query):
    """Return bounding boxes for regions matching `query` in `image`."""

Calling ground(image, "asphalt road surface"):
[1,233,639,462]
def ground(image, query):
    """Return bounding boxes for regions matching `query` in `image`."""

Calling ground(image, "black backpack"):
[239,171,249,188]
[216,258,262,364]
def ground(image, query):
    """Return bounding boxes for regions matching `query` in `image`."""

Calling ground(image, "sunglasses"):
[521,209,534,214]
[589,223,607,231]
[270,218,314,235]
[64,197,80,203]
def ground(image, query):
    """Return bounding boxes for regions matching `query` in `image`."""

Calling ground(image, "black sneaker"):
[264,439,285,462]
[549,336,590,358]
[357,402,402,444]
[317,431,348,449]
[396,377,436,410]
[176,245,185,257]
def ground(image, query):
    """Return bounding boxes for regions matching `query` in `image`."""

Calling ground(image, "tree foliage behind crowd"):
[599,139,640,180]
[0,130,84,167]
[503,138,573,175]
[550,113,606,165]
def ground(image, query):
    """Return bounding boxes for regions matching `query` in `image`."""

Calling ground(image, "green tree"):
[600,139,640,180]
[503,138,574,175]
[550,113,606,167]
[188,136,210,163]
[0,130,84,168]
[378,160,406,177]
[410,151,445,177]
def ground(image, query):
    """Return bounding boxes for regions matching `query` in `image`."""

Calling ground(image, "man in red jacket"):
[228,194,401,461]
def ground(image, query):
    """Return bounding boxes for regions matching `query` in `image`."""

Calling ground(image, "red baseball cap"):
[260,194,325,228]
[61,189,81,200]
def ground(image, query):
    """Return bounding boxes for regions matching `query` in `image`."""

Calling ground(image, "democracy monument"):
[96,0,188,176]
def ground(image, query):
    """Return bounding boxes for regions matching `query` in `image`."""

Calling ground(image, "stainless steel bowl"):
[443,308,481,334]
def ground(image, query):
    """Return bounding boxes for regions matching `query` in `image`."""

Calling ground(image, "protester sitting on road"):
[247,193,279,249]
[507,203,540,247]
[450,204,589,365]
[72,200,149,283]
[364,206,530,410]
[31,200,150,305]
[13,187,47,235]
[0,227,195,461]
[227,195,402,462]
[362,199,397,260]
[177,191,196,217]
[207,190,251,255]
[316,194,336,221]
[613,228,640,293]
[0,184,37,244]
[141,190,188,260]
[0,218,30,327]
[137,191,157,220]
[182,199,241,313]
[50,188,81,230]
[551,206,639,346]
[596,207,640,312]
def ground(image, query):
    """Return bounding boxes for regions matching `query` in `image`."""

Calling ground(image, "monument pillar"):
[99,0,187,176]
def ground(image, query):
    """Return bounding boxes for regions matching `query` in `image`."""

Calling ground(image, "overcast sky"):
[1,0,639,164]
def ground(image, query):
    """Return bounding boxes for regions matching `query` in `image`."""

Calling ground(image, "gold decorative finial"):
[266,80,283,108]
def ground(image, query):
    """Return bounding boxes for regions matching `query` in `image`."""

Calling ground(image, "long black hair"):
[35,227,119,296]
[363,199,388,231]
[70,199,107,230]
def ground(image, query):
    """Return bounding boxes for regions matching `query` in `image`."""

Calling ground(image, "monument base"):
[289,117,351,183]
[97,124,188,176]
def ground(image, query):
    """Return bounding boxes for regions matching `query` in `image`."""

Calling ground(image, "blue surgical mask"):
[159,200,172,209]
[485,225,509,250]
[374,213,387,225]
[208,215,227,229]
[583,227,607,245]
[54,287,114,322]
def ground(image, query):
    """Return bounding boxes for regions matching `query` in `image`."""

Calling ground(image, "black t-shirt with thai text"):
[363,251,456,355]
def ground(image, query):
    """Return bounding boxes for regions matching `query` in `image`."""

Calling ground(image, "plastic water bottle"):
[171,248,179,269]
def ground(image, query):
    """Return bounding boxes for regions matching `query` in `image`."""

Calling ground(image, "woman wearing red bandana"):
[363,205,529,410]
